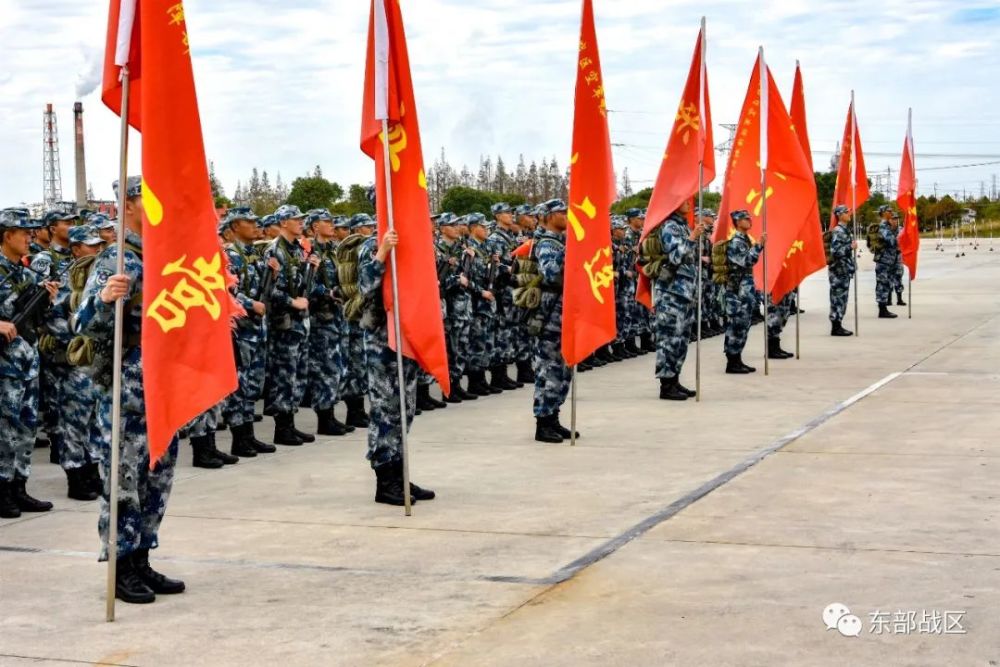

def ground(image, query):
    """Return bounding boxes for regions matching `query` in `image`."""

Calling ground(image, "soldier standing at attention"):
[486,202,522,391]
[641,200,705,401]
[722,210,766,374]
[0,209,57,519]
[892,212,907,307]
[464,213,499,396]
[263,205,318,446]
[73,177,185,603]
[873,204,900,319]
[828,205,857,337]
[339,213,376,429]
[511,204,538,383]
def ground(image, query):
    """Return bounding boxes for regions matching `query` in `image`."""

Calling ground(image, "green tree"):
[610,188,653,216]
[286,176,344,212]
[347,184,376,215]
[439,186,526,215]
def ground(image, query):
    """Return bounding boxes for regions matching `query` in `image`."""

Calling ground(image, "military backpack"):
[866,222,885,254]
[711,239,732,286]
[822,229,835,264]
[334,234,369,322]
[636,225,675,282]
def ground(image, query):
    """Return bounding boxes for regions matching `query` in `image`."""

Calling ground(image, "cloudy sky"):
[2,0,999,208]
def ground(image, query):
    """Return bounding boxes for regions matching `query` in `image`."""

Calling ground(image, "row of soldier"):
[0,181,912,604]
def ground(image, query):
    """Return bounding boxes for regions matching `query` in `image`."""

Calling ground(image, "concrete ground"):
[1,239,998,667]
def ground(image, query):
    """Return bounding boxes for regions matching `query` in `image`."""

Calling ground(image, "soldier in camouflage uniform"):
[645,201,705,400]
[436,213,477,402]
[464,213,500,396]
[340,214,375,428]
[304,209,354,435]
[892,212,907,306]
[485,202,522,390]
[0,209,56,518]
[356,224,436,506]
[511,205,538,382]
[828,205,857,336]
[416,214,449,412]
[611,217,635,360]
[696,209,725,338]
[92,214,117,244]
[873,205,900,319]
[766,292,796,359]
[222,207,278,458]
[529,199,577,444]
[74,177,186,603]
[723,210,766,373]
[263,205,318,446]
[625,209,652,354]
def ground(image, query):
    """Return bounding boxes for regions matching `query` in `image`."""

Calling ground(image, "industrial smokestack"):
[74,102,87,209]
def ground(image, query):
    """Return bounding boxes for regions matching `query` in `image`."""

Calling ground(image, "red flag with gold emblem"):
[714,53,819,297]
[637,21,714,308]
[361,0,450,395]
[102,0,238,465]
[897,111,919,279]
[831,97,870,227]
[562,0,617,367]
[770,62,827,301]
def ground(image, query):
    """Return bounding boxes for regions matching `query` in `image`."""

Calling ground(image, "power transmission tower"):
[716,123,737,156]
[42,103,63,207]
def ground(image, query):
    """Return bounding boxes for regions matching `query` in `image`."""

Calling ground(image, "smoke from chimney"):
[74,102,87,209]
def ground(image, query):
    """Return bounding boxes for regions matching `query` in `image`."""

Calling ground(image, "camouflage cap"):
[539,199,569,215]
[625,207,644,219]
[43,210,79,225]
[349,213,375,229]
[466,212,487,227]
[217,219,231,236]
[491,202,512,216]
[89,213,115,230]
[437,212,459,227]
[113,175,142,199]
[68,225,103,246]
[878,204,893,215]
[514,204,535,217]
[259,214,277,228]
[0,208,40,230]
[306,208,333,227]
[730,209,752,223]
[332,216,350,229]
[274,204,307,222]
[833,204,850,217]
[695,208,718,219]
[223,206,259,225]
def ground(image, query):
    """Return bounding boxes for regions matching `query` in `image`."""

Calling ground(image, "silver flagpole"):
[380,119,412,516]
[759,47,769,376]
[850,91,859,338]
[695,17,706,401]
[570,366,577,446]
[106,65,130,623]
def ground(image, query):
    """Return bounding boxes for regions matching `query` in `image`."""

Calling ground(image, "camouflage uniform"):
[263,235,309,414]
[652,213,699,380]
[357,235,418,468]
[828,222,855,323]
[31,242,73,449]
[466,234,496,374]
[438,236,472,387]
[306,238,346,412]
[613,224,636,347]
[223,238,268,428]
[874,219,899,306]
[74,227,179,561]
[766,292,795,340]
[724,231,764,356]
[485,224,517,367]
[624,227,647,340]
[531,228,572,418]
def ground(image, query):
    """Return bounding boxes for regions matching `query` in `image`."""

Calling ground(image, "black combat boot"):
[577,358,592,373]
[0,480,21,519]
[11,476,52,512]
[675,380,696,397]
[553,410,580,440]
[726,354,751,374]
[115,554,155,604]
[590,353,607,368]
[84,462,103,496]
[426,387,447,409]
[467,371,494,396]
[230,423,258,458]
[453,380,478,401]
[831,321,853,337]
[659,376,689,400]
[207,431,239,464]
[896,294,907,306]
[288,413,315,443]
[768,337,794,359]
[191,435,225,468]
[878,304,898,319]
[481,370,504,394]
[416,384,439,412]
[315,407,349,436]
[443,385,464,404]
[596,346,614,363]
[534,415,564,443]
[610,343,627,361]
[738,355,757,373]
[34,436,49,449]
[374,461,413,506]
[273,412,305,446]
[247,422,277,453]
[133,548,185,595]
[515,360,535,384]
[49,433,62,465]
[66,467,99,501]
[622,340,639,358]
[500,364,523,389]
[344,396,370,428]
[640,332,656,352]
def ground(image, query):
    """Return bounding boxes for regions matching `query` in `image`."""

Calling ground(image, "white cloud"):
[1,0,998,207]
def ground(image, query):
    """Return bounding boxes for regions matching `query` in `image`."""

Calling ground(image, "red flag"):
[637,22,714,308]
[830,96,870,227]
[102,0,238,465]
[562,0,617,367]
[770,62,827,301]
[714,52,819,297]
[361,0,450,395]
[102,0,141,130]
[897,111,919,279]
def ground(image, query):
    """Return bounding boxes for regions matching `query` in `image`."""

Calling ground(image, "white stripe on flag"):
[758,47,767,172]
[849,93,857,184]
[374,0,390,121]
[115,0,138,68]
[698,17,706,152]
